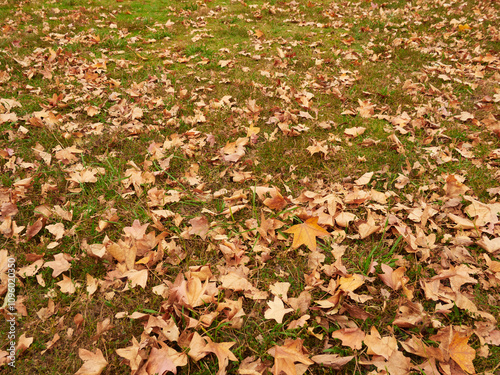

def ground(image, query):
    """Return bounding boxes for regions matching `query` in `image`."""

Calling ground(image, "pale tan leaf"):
[331,328,365,350]
[264,296,293,324]
[75,348,108,375]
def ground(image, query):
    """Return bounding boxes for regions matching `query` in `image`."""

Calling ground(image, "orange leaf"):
[284,217,329,251]
[449,332,475,374]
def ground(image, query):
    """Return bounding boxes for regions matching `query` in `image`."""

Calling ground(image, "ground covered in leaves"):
[1,0,500,374]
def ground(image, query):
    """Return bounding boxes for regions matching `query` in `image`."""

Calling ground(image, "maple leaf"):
[137,347,177,375]
[269,281,291,302]
[106,240,137,270]
[91,318,115,343]
[331,328,365,350]
[75,348,108,375]
[344,126,366,137]
[364,326,398,360]
[378,264,408,291]
[448,331,475,374]
[187,332,209,361]
[284,217,329,251]
[263,189,289,211]
[311,354,353,370]
[46,222,65,240]
[123,269,149,289]
[123,219,149,240]
[335,212,356,227]
[369,350,412,375]
[267,339,313,375]
[56,274,79,294]
[16,334,33,354]
[41,333,60,355]
[45,253,72,277]
[354,172,373,186]
[238,356,268,375]
[264,296,294,323]
[202,338,238,375]
[26,216,45,239]
[116,337,143,373]
[287,314,310,329]
[67,169,99,184]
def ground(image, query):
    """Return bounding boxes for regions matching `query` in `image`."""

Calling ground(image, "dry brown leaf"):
[45,253,72,277]
[136,346,177,375]
[237,356,267,375]
[335,212,356,228]
[267,339,313,375]
[26,217,45,239]
[331,328,365,350]
[123,219,149,240]
[311,354,353,369]
[75,348,108,375]
[354,172,373,186]
[202,339,238,375]
[344,126,366,137]
[41,333,60,355]
[46,222,65,240]
[116,337,143,373]
[364,326,397,360]
[16,334,33,354]
[57,274,79,294]
[378,264,408,291]
[188,216,209,240]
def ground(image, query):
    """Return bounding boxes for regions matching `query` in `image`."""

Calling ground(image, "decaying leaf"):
[267,339,313,375]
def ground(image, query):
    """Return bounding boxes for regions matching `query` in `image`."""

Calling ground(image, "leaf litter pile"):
[1,0,500,374]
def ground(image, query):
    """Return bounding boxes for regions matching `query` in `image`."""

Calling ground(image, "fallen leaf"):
[267,339,313,375]
[284,217,329,251]
[311,354,353,369]
[364,326,397,360]
[344,127,366,137]
[331,328,365,350]
[448,331,475,374]
[45,253,71,277]
[378,264,408,291]
[75,348,108,375]
[188,216,209,239]
[202,339,238,375]
[264,296,294,323]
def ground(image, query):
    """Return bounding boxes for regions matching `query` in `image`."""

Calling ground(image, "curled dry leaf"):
[75,348,108,375]
[202,339,238,375]
[267,339,313,375]
[311,354,354,370]
[344,127,366,137]
[364,326,398,360]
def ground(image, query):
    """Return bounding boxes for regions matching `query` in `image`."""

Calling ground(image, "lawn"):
[1,0,500,374]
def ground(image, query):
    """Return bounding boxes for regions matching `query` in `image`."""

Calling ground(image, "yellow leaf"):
[284,217,329,251]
